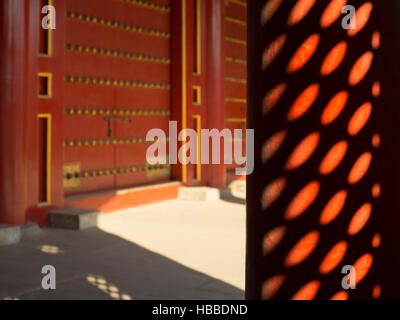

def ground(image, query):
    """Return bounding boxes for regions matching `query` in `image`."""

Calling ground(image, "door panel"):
[64,0,172,196]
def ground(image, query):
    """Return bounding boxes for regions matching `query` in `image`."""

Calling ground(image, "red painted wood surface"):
[0,0,30,225]
[0,0,247,226]
[204,0,227,188]
[171,0,208,186]
[224,0,247,182]
[64,0,172,196]
[0,0,65,226]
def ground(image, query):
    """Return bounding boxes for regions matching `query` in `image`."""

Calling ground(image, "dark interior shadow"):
[0,227,244,300]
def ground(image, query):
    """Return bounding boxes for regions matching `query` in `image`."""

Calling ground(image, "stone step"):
[226,180,246,200]
[21,222,41,240]
[0,225,21,246]
[63,181,181,213]
[48,208,101,230]
[178,187,220,201]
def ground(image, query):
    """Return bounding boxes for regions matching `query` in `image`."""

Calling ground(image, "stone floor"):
[0,191,245,300]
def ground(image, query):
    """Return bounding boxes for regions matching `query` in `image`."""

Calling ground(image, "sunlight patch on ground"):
[98,198,246,291]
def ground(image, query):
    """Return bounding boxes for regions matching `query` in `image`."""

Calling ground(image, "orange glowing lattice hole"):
[261,0,283,25]
[261,177,287,210]
[287,83,319,121]
[319,141,348,175]
[285,230,319,267]
[321,91,348,125]
[348,203,372,236]
[347,102,372,136]
[347,2,373,37]
[321,41,347,76]
[285,132,320,170]
[288,0,316,26]
[372,233,381,248]
[349,51,373,86]
[372,133,380,148]
[291,280,320,300]
[372,285,381,299]
[263,34,287,69]
[372,31,380,49]
[320,0,347,29]
[320,190,348,225]
[263,83,287,115]
[372,81,380,97]
[371,183,380,198]
[262,274,286,300]
[263,226,287,255]
[330,291,349,300]
[319,241,348,274]
[262,130,287,163]
[348,152,372,185]
[353,253,373,285]
[285,181,320,220]
[287,34,320,73]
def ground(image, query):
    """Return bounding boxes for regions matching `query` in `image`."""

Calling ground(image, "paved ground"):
[0,193,245,300]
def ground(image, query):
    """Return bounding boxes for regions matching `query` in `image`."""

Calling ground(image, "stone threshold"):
[0,222,41,246]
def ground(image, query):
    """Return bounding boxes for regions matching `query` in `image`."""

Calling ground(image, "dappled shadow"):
[0,227,243,300]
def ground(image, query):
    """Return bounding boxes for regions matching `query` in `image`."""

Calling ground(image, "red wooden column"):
[0,0,30,225]
[205,0,226,188]
[0,0,65,226]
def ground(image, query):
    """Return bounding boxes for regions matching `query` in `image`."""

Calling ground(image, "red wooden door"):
[63,0,172,196]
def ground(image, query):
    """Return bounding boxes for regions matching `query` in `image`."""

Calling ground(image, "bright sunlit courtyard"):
[0,191,245,300]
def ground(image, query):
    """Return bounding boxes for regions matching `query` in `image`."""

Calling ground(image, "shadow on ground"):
[0,227,244,300]
[220,180,246,205]
[220,189,246,205]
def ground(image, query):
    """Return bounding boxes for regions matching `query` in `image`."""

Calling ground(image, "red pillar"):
[0,0,29,225]
[206,0,226,188]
